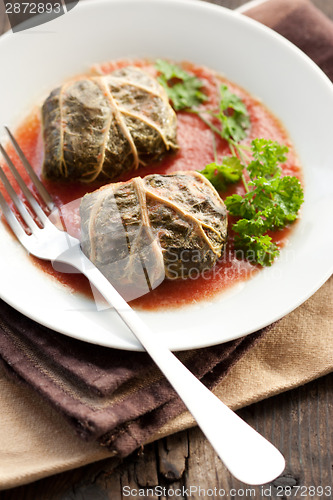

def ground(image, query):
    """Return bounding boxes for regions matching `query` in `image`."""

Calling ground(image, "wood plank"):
[158,433,189,481]
[135,444,159,488]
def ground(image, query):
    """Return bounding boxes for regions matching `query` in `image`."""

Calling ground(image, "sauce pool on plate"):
[3,60,302,310]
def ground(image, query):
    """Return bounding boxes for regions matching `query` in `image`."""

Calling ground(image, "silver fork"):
[0,127,285,485]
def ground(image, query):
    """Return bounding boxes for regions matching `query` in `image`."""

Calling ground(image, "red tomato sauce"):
[1,60,302,310]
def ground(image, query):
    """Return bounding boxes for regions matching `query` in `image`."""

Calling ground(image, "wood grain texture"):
[0,0,332,498]
[0,374,332,499]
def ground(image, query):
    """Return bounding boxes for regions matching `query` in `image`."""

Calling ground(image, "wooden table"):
[0,1,332,498]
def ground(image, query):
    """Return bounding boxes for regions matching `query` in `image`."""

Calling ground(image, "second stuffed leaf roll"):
[80,172,228,298]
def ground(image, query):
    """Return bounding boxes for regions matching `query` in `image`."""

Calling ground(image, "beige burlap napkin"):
[0,0,332,490]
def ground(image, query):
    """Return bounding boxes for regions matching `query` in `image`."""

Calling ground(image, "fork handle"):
[63,244,285,485]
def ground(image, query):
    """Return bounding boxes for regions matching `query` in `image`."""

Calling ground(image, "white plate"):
[0,0,332,351]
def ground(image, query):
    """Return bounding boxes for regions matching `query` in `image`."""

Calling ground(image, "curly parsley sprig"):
[199,156,244,192]
[209,84,250,144]
[191,83,252,192]
[155,60,250,156]
[189,83,251,163]
[155,59,208,111]
[205,139,304,266]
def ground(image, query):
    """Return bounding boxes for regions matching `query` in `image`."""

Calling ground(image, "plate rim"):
[0,0,333,351]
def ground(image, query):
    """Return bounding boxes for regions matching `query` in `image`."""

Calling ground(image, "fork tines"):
[4,127,54,212]
[0,187,30,241]
[0,128,54,237]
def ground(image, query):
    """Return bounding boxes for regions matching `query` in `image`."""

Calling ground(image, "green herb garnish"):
[200,138,304,266]
[224,139,304,266]
[213,84,250,143]
[154,63,303,267]
[193,82,303,266]
[191,83,251,156]
[233,233,280,267]
[155,59,207,111]
[199,156,243,192]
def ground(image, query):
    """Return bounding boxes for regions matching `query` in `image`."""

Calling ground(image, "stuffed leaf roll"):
[42,67,178,183]
[80,172,228,297]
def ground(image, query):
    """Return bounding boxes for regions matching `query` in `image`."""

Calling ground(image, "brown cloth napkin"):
[0,301,265,456]
[0,0,332,489]
[245,0,333,82]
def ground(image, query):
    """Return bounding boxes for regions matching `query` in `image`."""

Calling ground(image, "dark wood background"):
[0,1,332,499]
